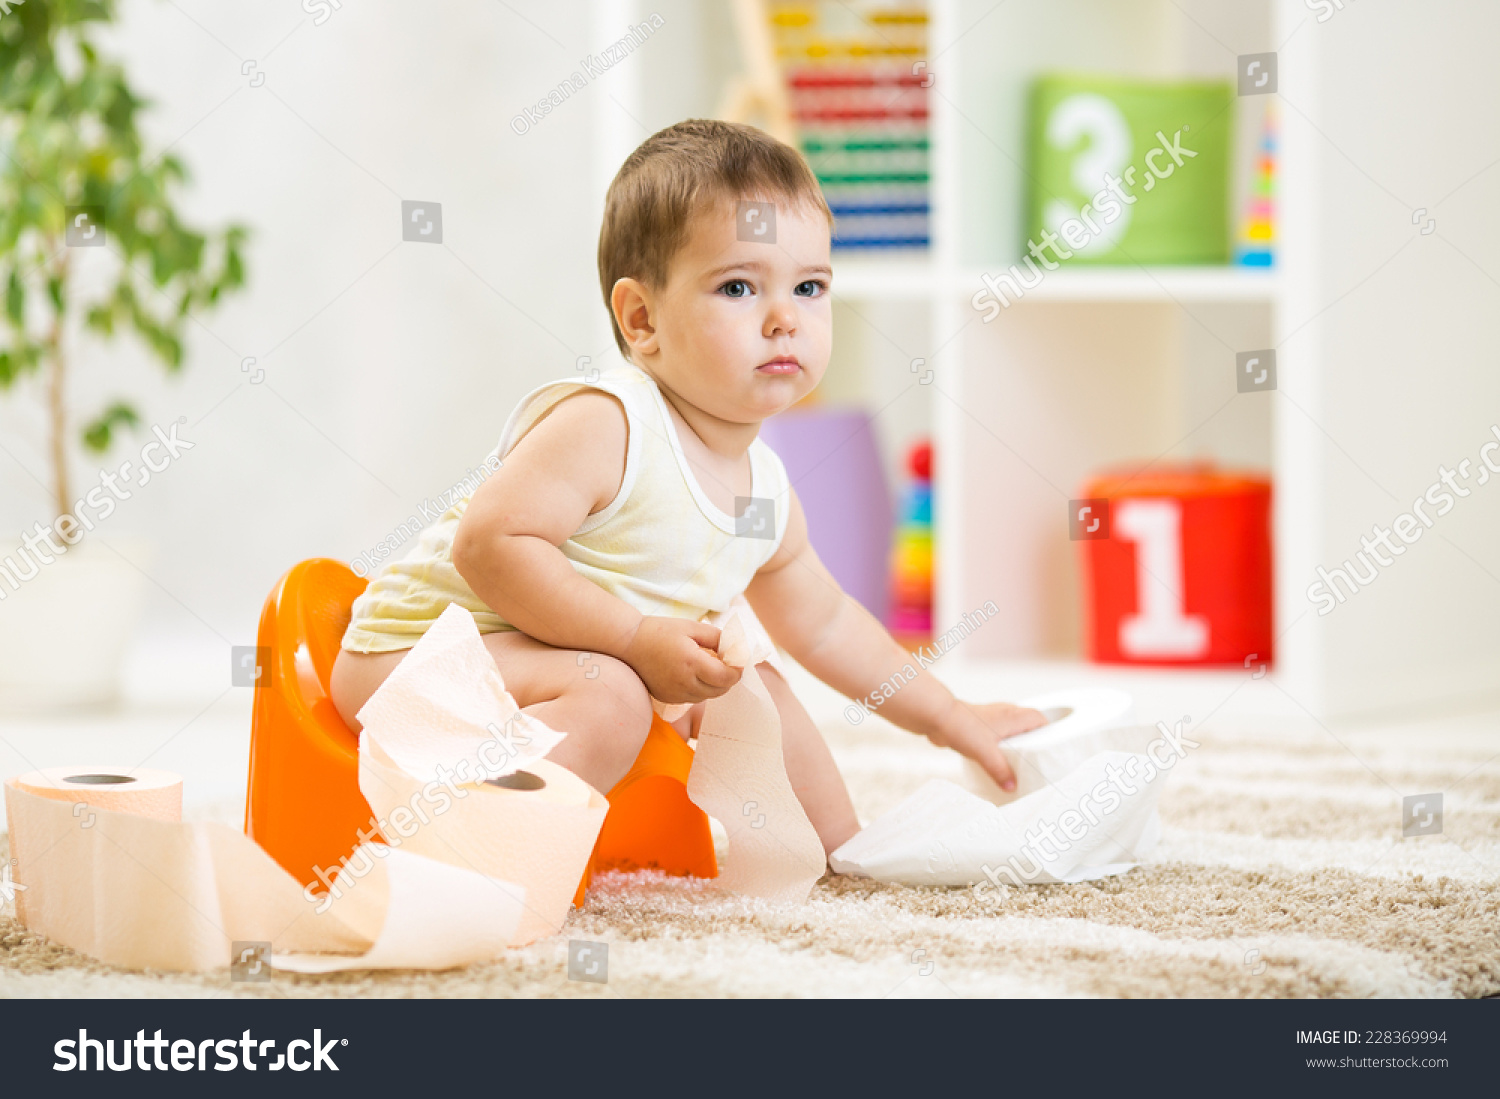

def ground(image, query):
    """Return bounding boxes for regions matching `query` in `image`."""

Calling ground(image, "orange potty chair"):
[244,558,717,907]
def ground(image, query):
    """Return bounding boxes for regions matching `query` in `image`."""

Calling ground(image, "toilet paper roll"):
[12,767,182,821]
[8,768,181,931]
[342,602,608,944]
[358,736,607,946]
[4,774,525,972]
[963,688,1143,805]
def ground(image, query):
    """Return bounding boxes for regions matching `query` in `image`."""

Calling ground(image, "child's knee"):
[573,654,654,740]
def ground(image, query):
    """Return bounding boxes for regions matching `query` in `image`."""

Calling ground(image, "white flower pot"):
[0,535,152,712]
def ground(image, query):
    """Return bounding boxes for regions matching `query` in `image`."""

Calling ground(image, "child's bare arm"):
[452,392,740,705]
[743,488,1044,791]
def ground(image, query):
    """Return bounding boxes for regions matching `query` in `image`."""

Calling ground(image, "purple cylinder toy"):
[759,407,894,623]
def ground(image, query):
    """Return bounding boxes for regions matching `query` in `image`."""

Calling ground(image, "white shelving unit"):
[832,260,1281,303]
[814,0,1298,678]
[590,0,1500,717]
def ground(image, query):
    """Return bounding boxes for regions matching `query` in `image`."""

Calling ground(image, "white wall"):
[1287,0,1500,716]
[1,0,642,658]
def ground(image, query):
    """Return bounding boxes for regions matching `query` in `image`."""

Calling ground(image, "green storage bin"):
[1025,74,1233,265]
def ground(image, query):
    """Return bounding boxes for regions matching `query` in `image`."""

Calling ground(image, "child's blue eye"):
[795,280,828,297]
[720,279,751,298]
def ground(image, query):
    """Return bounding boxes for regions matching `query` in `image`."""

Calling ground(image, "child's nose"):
[763,298,798,338]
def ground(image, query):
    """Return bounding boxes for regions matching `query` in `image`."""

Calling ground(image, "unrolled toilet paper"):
[4,777,528,972]
[2,598,826,972]
[830,688,1171,887]
[2,605,608,972]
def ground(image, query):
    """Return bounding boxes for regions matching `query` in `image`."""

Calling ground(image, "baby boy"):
[331,119,1044,857]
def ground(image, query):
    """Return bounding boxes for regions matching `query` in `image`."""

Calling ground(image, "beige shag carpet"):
[2,708,1497,998]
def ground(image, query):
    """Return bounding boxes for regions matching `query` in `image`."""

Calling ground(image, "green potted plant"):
[0,0,249,709]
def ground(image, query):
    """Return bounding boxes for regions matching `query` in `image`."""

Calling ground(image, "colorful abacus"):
[887,437,933,647]
[769,3,931,250]
[1236,102,1276,267]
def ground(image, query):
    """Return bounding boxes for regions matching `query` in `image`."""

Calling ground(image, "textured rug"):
[2,706,1496,998]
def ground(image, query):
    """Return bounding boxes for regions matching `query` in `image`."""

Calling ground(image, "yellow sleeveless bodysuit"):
[341,361,792,674]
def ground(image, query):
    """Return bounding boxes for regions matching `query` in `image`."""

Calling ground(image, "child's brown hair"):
[597,119,833,357]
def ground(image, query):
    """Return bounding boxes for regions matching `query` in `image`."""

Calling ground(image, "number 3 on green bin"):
[1044,94,1132,257]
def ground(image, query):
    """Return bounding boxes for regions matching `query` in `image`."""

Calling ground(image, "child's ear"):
[611,277,658,357]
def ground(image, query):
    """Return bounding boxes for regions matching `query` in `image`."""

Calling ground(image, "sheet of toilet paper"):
[355,602,568,784]
[964,688,1144,804]
[2,605,610,973]
[829,689,1168,886]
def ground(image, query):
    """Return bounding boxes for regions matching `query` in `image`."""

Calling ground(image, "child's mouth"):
[757,358,800,375]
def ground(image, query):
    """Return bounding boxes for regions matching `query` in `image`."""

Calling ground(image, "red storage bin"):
[1078,464,1273,667]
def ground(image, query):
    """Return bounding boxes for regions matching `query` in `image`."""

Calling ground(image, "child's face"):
[633,197,832,424]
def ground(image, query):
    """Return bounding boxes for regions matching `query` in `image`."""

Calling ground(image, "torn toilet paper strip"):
[355,602,567,784]
[652,593,790,725]
[683,605,827,905]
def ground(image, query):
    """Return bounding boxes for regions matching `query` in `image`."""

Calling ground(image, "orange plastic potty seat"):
[243,559,718,911]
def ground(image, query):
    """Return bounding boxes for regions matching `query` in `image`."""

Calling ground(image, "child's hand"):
[621,616,743,706]
[928,700,1049,793]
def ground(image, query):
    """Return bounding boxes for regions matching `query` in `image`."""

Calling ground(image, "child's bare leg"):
[329,630,654,793]
[755,662,860,856]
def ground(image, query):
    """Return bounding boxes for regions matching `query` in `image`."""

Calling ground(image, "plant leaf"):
[81,400,140,453]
